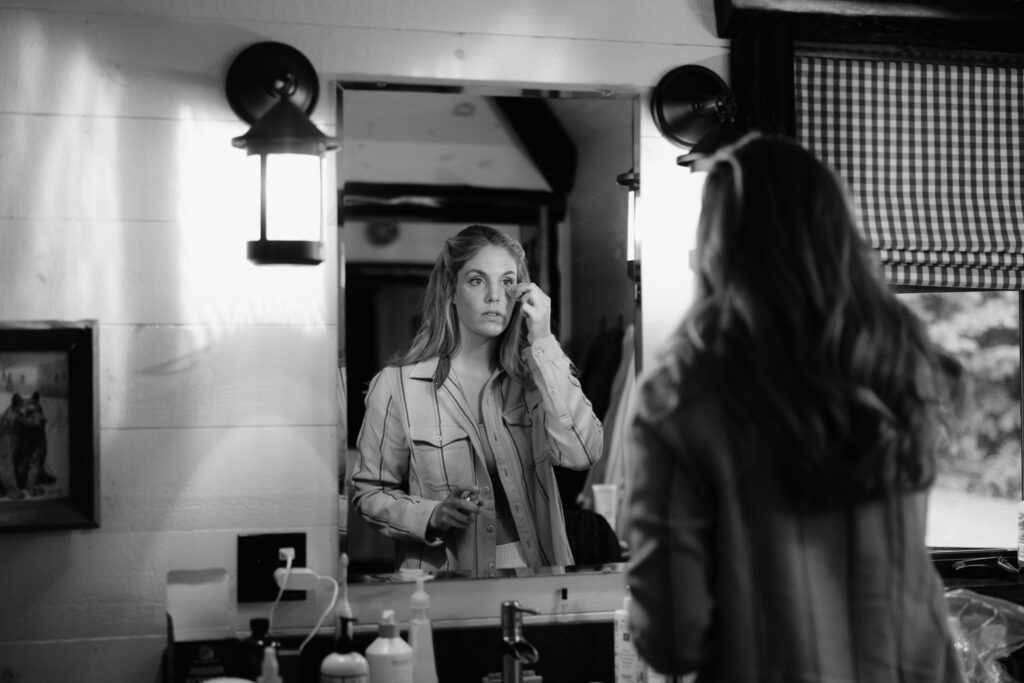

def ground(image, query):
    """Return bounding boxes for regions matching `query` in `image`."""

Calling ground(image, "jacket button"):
[487,524,495,532]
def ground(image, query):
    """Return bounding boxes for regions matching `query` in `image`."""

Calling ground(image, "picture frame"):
[0,320,99,530]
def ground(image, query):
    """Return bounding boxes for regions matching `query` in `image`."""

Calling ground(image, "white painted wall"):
[0,2,725,680]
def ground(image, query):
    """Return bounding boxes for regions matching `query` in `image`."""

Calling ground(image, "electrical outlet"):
[237,532,307,603]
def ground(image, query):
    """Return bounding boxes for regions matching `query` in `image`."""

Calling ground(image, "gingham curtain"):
[795,50,1024,288]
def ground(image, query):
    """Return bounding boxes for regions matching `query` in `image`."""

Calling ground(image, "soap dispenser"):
[408,576,438,683]
[366,610,414,683]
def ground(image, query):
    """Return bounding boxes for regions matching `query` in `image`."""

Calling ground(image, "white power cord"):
[267,549,295,634]
[267,555,340,653]
[298,575,339,653]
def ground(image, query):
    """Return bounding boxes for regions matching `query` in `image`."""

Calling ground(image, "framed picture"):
[0,320,98,530]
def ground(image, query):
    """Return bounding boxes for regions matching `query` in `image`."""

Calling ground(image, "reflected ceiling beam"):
[340,182,565,224]
[491,97,577,197]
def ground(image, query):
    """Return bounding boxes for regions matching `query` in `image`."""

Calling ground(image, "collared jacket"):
[352,335,603,576]
[626,354,963,683]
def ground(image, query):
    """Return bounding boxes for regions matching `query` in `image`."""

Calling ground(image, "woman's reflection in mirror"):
[627,135,967,681]
[352,224,604,577]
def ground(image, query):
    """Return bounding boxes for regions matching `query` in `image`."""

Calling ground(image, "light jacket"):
[626,354,963,683]
[352,334,603,576]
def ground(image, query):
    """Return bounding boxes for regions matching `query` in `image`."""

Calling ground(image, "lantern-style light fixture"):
[650,65,741,171]
[225,42,339,265]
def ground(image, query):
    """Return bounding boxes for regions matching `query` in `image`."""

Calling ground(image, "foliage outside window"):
[899,290,1022,548]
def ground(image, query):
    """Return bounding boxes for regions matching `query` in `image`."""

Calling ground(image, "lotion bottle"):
[408,576,438,683]
[1017,500,1024,570]
[366,610,414,683]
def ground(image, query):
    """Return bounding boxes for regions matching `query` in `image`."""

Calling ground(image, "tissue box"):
[164,568,240,683]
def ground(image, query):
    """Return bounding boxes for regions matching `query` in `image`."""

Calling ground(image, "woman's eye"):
[468,277,482,286]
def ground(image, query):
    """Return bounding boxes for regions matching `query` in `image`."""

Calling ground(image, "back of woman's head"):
[392,224,532,385]
[680,134,964,506]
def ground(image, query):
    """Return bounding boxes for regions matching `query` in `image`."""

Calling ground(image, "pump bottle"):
[366,610,413,683]
[408,576,438,683]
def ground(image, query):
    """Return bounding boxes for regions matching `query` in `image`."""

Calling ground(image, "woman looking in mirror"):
[352,224,603,576]
[626,135,966,681]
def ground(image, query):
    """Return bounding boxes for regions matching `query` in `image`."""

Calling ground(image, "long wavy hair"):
[673,134,965,506]
[389,224,533,387]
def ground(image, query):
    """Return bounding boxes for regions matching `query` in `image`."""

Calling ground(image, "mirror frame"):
[335,78,641,623]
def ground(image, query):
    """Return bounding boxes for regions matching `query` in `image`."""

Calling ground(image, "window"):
[898,290,1023,548]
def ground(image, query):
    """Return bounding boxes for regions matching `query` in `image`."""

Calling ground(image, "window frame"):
[894,285,1024,553]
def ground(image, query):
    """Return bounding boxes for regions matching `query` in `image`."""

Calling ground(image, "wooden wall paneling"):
[0,525,338,642]
[0,115,253,223]
[101,324,337,429]
[99,425,337,533]
[15,0,723,48]
[0,219,336,325]
[0,636,166,683]
[0,6,727,120]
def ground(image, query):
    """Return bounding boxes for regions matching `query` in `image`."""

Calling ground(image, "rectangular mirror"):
[336,81,640,582]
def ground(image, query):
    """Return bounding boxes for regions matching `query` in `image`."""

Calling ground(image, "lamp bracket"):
[651,65,735,148]
[226,41,320,124]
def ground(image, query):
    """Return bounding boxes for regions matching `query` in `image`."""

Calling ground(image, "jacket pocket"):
[502,403,535,466]
[408,423,474,495]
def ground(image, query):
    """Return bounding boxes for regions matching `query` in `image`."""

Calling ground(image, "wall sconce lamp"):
[650,65,740,170]
[616,169,641,288]
[226,41,339,265]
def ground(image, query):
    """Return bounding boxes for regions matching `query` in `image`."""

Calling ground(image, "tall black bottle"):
[240,617,280,680]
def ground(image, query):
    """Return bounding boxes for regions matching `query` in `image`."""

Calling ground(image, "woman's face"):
[453,245,518,343]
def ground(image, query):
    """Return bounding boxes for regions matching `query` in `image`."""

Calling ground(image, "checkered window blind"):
[795,50,1024,288]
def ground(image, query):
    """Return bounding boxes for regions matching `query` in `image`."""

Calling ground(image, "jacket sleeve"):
[625,391,714,675]
[523,334,603,470]
[351,368,441,545]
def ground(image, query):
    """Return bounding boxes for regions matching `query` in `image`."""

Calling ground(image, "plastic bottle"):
[256,646,283,683]
[614,591,641,683]
[321,615,369,683]
[408,576,438,683]
[1017,500,1024,570]
[240,617,280,680]
[366,610,414,683]
[321,552,369,683]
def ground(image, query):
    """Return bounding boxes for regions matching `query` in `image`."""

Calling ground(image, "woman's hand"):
[428,485,482,534]
[513,283,552,344]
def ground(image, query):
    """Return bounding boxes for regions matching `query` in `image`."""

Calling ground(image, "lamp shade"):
[231,96,339,157]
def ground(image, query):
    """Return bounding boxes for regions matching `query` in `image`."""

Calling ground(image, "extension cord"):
[274,567,319,591]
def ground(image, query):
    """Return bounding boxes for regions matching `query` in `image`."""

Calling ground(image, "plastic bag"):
[946,588,1024,682]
